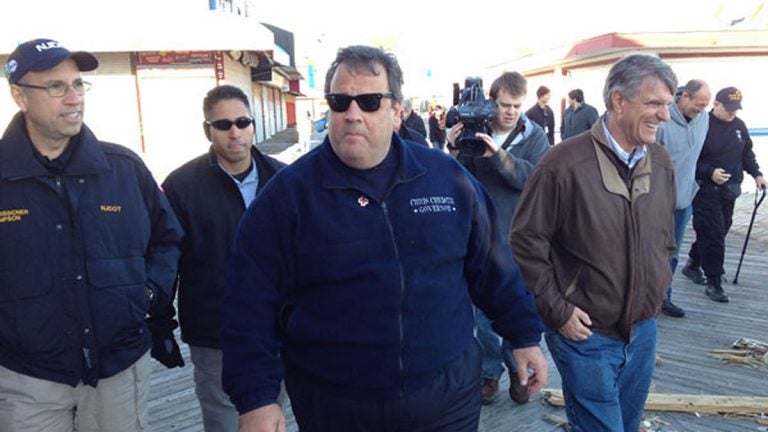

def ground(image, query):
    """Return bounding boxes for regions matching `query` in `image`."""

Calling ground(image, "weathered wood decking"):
[148,192,768,431]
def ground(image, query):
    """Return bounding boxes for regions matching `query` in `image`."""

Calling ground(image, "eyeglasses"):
[15,79,92,97]
[205,117,254,131]
[325,93,393,113]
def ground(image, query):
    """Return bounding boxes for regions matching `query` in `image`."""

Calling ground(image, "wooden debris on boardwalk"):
[708,337,768,369]
[542,413,567,427]
[640,416,671,432]
[543,389,768,414]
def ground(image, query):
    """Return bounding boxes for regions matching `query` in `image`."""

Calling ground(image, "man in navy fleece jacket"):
[221,45,547,432]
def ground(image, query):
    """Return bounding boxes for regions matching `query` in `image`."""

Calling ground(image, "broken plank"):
[543,389,768,414]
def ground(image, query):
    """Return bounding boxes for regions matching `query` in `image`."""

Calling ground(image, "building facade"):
[483,30,768,143]
[0,2,302,180]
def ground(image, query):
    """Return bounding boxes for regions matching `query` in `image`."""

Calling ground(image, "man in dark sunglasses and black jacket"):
[162,84,285,431]
[221,45,547,432]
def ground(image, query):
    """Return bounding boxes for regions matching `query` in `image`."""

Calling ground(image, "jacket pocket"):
[86,257,148,346]
[0,269,61,356]
[0,269,52,302]
[563,266,583,300]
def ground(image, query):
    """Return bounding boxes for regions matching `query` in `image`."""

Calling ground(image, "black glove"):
[147,316,185,368]
[150,329,185,368]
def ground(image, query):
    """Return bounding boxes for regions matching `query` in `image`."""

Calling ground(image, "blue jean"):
[474,307,517,380]
[545,319,657,432]
[668,205,693,299]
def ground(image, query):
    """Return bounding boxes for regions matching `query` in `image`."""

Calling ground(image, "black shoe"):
[705,281,730,303]
[481,378,499,405]
[682,260,706,285]
[661,299,685,318]
[508,377,530,405]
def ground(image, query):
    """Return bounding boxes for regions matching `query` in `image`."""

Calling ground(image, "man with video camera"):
[447,71,549,405]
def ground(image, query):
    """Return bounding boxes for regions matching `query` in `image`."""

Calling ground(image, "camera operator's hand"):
[447,122,463,147]
[446,123,462,157]
[474,132,498,158]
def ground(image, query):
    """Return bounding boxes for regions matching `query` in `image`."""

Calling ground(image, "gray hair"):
[324,45,404,102]
[602,54,677,111]
[682,79,706,98]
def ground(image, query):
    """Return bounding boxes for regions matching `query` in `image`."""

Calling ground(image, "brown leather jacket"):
[510,120,676,341]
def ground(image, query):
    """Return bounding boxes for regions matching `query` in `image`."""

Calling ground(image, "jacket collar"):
[206,144,282,190]
[318,132,427,190]
[590,116,652,202]
[0,112,110,180]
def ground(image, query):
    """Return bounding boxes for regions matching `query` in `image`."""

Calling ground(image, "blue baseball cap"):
[4,38,98,84]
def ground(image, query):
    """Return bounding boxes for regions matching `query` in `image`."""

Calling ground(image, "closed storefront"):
[134,52,218,180]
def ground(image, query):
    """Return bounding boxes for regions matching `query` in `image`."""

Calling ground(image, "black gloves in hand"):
[147,316,185,369]
[150,329,185,368]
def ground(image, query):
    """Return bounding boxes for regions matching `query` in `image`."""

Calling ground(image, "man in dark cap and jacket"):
[0,38,183,431]
[682,86,767,302]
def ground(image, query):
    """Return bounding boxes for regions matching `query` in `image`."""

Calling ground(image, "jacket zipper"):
[381,201,406,397]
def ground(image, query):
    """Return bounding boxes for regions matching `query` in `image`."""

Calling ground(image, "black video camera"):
[445,77,497,157]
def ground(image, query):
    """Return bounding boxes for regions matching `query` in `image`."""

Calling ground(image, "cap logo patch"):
[4,60,17,78]
[34,40,62,52]
[727,90,742,102]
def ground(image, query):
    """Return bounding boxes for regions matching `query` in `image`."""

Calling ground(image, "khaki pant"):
[0,351,153,432]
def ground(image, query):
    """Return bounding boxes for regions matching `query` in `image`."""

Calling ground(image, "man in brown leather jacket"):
[510,54,677,432]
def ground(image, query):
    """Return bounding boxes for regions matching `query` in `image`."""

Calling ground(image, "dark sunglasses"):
[205,117,254,131]
[325,93,393,112]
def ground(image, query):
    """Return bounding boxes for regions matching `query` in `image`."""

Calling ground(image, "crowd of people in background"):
[2,37,765,432]
[403,85,604,151]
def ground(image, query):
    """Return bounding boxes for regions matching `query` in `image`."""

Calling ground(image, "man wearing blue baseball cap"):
[0,38,184,432]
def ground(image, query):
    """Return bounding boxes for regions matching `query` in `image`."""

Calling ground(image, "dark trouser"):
[284,341,482,432]
[689,185,736,280]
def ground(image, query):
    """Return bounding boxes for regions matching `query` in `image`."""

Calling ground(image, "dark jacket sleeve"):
[406,113,428,138]
[462,174,544,348]
[221,187,286,414]
[586,106,599,129]
[137,162,183,314]
[695,155,716,185]
[429,116,441,142]
[560,109,568,140]
[546,107,555,145]
[740,124,763,179]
